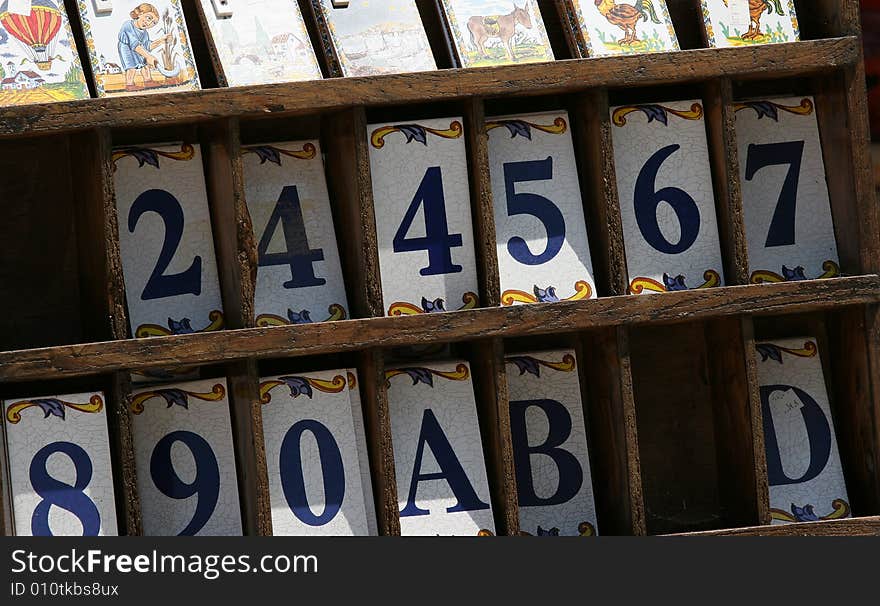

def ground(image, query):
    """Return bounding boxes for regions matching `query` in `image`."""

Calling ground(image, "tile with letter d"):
[487,111,597,306]
[610,99,725,294]
[505,350,598,536]
[735,96,840,284]
[259,368,376,535]
[700,0,799,48]
[386,360,496,535]
[368,117,479,317]
[242,140,349,327]
[114,143,225,341]
[756,338,850,525]
[2,391,118,536]
[130,378,243,535]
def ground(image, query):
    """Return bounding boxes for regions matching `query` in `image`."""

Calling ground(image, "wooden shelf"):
[0,37,858,140]
[1,276,876,383]
[671,516,880,536]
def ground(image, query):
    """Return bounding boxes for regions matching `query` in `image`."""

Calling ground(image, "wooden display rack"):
[0,0,878,536]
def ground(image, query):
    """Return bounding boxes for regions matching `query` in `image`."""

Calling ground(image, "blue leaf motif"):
[34,398,66,420]
[640,105,669,126]
[533,285,560,303]
[168,318,195,334]
[403,368,434,387]
[756,344,783,364]
[537,526,560,536]
[280,376,314,399]
[663,273,688,291]
[131,149,160,169]
[397,125,428,145]
[502,120,532,140]
[749,102,779,121]
[420,297,446,313]
[791,503,819,522]
[253,146,282,166]
[509,356,541,377]
[782,265,807,281]
[157,389,190,410]
[288,309,314,324]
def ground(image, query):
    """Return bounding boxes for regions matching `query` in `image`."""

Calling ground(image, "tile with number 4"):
[736,96,839,283]
[487,111,597,305]
[242,140,349,327]
[610,99,725,294]
[130,378,243,535]
[756,338,850,524]
[368,117,479,316]
[2,391,118,536]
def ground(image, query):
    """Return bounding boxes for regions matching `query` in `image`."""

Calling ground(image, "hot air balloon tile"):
[74,0,200,96]
[0,0,89,106]
[699,0,799,48]
[558,0,678,57]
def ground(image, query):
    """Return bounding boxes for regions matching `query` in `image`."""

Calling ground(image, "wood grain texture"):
[107,372,143,535]
[0,39,858,139]
[669,516,880,536]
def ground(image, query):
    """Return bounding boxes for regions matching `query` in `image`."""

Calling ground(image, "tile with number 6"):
[611,99,725,294]
[368,117,479,316]
[2,391,118,536]
[130,378,242,535]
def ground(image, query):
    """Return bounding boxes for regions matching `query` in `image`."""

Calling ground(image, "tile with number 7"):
[736,96,839,283]
[610,99,725,294]
[368,117,480,316]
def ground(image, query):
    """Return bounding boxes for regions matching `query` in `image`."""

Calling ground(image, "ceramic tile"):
[700,0,798,48]
[566,0,678,57]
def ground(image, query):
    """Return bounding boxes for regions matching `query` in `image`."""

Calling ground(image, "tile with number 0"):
[368,117,480,316]
[735,96,839,283]
[386,360,496,535]
[487,111,597,305]
[505,350,598,536]
[610,99,725,294]
[756,338,850,525]
[130,378,242,535]
[114,143,225,340]
[242,140,349,327]
[700,0,799,48]
[560,0,679,58]
[259,368,376,535]
[2,391,118,536]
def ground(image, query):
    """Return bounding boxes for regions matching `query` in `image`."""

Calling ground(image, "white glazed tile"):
[368,116,480,316]
[567,0,678,57]
[3,391,118,536]
[315,0,436,77]
[386,360,496,535]
[487,111,597,305]
[76,0,200,96]
[700,0,799,48]
[440,0,553,67]
[505,349,598,536]
[755,337,850,524]
[242,139,349,326]
[735,96,839,283]
[114,143,225,340]
[199,0,321,86]
[130,378,243,535]
[610,99,726,294]
[259,368,375,535]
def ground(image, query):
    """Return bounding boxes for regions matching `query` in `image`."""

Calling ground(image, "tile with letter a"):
[756,338,850,525]
[2,391,118,536]
[242,140,349,328]
[130,378,243,535]
[386,360,496,535]
[487,111,597,306]
[610,99,725,295]
[700,0,799,48]
[113,143,225,341]
[260,368,375,535]
[505,350,598,536]
[368,117,480,317]
[564,0,678,57]
[735,96,840,284]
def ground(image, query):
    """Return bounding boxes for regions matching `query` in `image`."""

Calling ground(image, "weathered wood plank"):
[670,516,880,536]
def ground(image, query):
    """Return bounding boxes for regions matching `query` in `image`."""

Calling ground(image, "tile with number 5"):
[368,117,479,316]
[130,378,242,535]
[114,143,225,339]
[488,111,597,305]
[611,99,725,294]
[242,140,349,327]
[736,96,839,284]
[2,391,118,536]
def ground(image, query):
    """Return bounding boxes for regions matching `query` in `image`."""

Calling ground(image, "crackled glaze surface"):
[701,0,799,48]
[569,0,678,57]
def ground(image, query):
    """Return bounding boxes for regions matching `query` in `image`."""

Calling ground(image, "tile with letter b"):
[505,350,598,536]
[756,338,850,525]
[386,360,496,535]
[2,391,118,536]
[114,143,225,340]
[259,368,376,535]
[487,111,597,305]
[735,96,840,283]
[130,378,243,535]
[610,99,725,294]
[242,140,349,327]
[562,0,678,58]
[700,0,799,48]
[368,117,479,316]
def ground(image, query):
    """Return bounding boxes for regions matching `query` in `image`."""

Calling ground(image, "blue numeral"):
[30,441,101,536]
[744,141,805,248]
[129,189,202,300]
[503,157,566,265]
[634,144,701,255]
[393,166,463,276]
[150,431,220,536]
[258,185,326,289]
[279,420,346,526]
